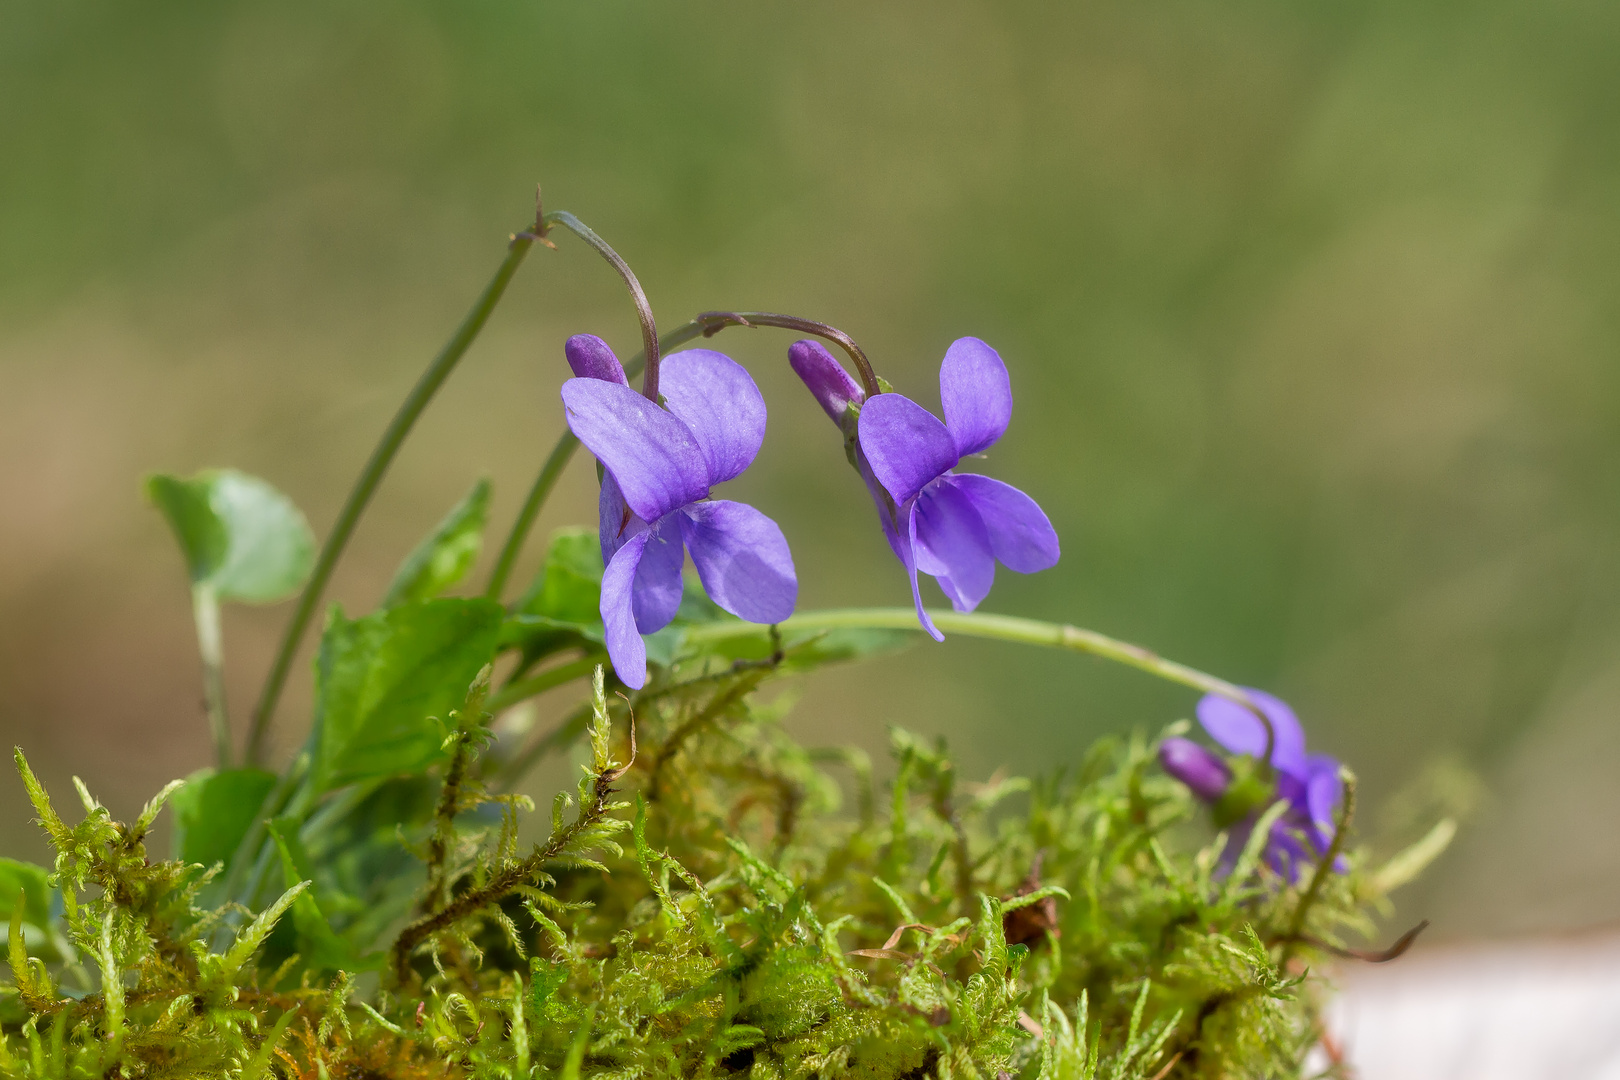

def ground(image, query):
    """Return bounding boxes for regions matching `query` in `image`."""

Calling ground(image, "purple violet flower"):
[1158,689,1346,882]
[788,337,1059,639]
[562,334,797,690]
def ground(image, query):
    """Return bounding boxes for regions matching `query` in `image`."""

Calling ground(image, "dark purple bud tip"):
[788,339,864,423]
[1159,737,1231,802]
[565,334,629,386]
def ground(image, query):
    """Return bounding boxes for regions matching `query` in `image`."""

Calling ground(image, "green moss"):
[0,660,1438,1079]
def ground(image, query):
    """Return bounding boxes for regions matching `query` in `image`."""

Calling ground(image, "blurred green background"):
[3,0,1618,938]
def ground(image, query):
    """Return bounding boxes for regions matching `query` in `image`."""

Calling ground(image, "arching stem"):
[536,211,661,401]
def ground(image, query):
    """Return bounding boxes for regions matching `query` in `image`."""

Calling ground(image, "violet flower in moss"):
[789,337,1059,639]
[1159,689,1345,882]
[562,334,797,689]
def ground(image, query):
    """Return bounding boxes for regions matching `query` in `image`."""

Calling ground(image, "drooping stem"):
[539,211,661,401]
[693,310,881,398]
[246,227,541,767]
[191,584,231,769]
[680,608,1275,727]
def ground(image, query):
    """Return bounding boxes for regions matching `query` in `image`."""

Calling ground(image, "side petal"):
[632,517,686,634]
[788,339,863,424]
[562,377,710,521]
[1305,755,1343,837]
[939,337,1011,457]
[1196,689,1308,776]
[946,473,1059,573]
[678,500,797,624]
[659,349,766,485]
[912,478,996,612]
[599,531,651,690]
[858,448,909,564]
[858,393,958,503]
[904,501,946,641]
[597,471,643,566]
[565,334,629,385]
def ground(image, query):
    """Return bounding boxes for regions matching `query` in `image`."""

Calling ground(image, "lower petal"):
[903,502,945,641]
[598,472,644,565]
[912,479,996,612]
[599,532,651,690]
[632,518,685,634]
[678,500,798,624]
[946,473,1059,573]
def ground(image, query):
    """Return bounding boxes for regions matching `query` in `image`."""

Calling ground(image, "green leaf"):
[170,767,278,870]
[0,859,51,931]
[383,478,492,608]
[266,819,373,972]
[314,597,503,790]
[145,469,315,603]
[516,527,603,624]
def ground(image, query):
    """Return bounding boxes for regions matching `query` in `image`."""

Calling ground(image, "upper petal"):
[599,531,651,690]
[858,393,959,503]
[788,339,863,424]
[912,478,996,613]
[678,500,797,624]
[631,517,686,635]
[565,334,630,385]
[562,377,710,521]
[945,473,1059,573]
[939,337,1011,457]
[1196,689,1307,776]
[659,349,766,485]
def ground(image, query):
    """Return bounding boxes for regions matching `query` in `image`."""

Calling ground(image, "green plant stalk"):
[246,229,541,766]
[682,608,1268,714]
[1281,767,1356,964]
[191,583,231,769]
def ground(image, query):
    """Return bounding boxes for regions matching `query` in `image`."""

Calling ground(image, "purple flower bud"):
[565,334,629,386]
[788,339,864,422]
[1159,737,1231,802]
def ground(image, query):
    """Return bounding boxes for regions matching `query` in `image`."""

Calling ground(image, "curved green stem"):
[489,654,605,712]
[540,211,661,401]
[681,608,1271,718]
[246,227,541,767]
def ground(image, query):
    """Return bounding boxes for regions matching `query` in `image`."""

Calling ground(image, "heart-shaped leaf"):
[146,470,315,604]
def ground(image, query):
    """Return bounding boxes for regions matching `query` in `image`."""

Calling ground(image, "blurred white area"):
[1322,931,1620,1079]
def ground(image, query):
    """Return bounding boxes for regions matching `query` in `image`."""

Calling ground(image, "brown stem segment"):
[693,310,882,398]
[536,210,661,401]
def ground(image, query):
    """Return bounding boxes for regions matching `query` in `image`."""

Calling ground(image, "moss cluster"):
[0,657,1439,1079]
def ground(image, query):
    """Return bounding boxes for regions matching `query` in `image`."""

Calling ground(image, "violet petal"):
[597,472,642,566]
[659,349,766,485]
[912,478,996,613]
[939,336,1012,457]
[858,392,959,503]
[1159,737,1231,802]
[631,517,686,634]
[599,530,652,690]
[565,334,630,385]
[857,448,910,564]
[788,339,863,422]
[1197,689,1308,777]
[946,473,1060,573]
[903,501,946,641]
[678,500,798,624]
[562,377,710,522]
